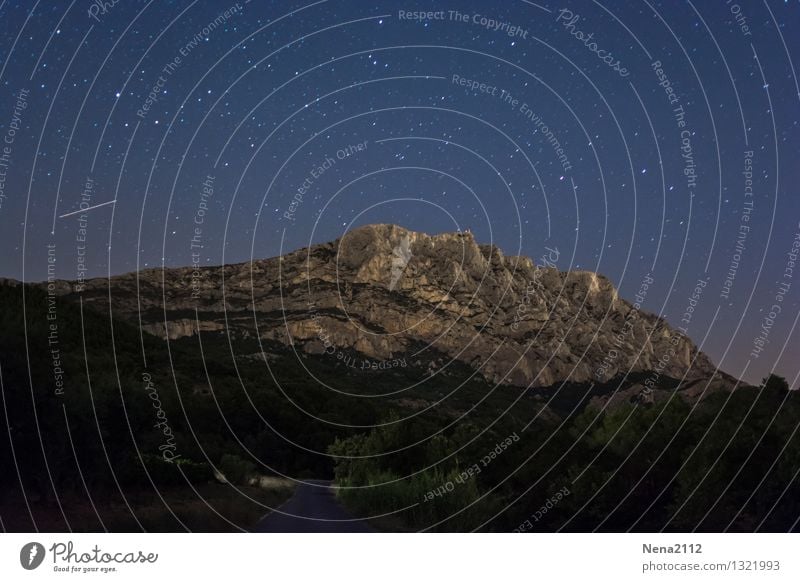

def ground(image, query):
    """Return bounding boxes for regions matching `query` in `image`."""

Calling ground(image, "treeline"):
[331,379,800,532]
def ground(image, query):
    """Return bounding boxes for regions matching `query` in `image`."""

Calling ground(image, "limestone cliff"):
[51,224,721,389]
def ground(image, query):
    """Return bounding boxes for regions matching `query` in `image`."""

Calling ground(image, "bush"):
[218,454,256,485]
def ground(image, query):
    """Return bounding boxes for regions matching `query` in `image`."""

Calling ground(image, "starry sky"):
[0,0,798,385]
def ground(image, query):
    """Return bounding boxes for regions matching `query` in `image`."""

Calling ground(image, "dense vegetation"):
[331,377,800,531]
[1,283,798,531]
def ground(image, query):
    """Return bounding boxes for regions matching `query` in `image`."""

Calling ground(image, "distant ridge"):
[38,224,730,395]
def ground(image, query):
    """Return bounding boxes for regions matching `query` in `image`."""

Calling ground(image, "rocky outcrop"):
[55,224,720,389]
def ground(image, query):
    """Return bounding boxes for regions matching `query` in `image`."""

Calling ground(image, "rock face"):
[59,224,719,388]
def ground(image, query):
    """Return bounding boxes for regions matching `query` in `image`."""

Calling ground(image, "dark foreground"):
[254,480,373,532]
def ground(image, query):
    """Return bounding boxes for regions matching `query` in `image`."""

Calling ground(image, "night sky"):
[0,0,798,385]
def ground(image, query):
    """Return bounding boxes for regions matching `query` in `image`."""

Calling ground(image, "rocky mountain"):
[46,224,727,393]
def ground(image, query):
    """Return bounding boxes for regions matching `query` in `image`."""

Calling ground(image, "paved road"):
[254,480,373,532]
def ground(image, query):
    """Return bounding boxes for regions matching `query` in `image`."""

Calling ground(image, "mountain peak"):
[337,223,478,256]
[50,225,720,390]
[328,224,478,286]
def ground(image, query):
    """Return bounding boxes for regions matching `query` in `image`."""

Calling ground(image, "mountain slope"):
[49,224,723,392]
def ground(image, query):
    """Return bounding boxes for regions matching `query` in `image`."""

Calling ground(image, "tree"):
[761,374,789,392]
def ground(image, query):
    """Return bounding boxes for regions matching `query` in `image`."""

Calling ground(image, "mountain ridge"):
[20,223,734,397]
